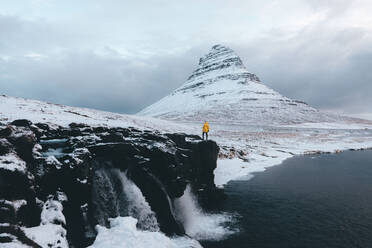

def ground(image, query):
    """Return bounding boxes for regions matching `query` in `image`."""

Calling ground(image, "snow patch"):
[41,197,66,225]
[89,216,202,248]
[215,152,292,187]
[0,153,27,173]
[24,224,68,248]
[23,195,68,248]
[45,155,62,169]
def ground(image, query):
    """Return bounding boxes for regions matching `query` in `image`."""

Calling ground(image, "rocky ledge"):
[0,119,224,247]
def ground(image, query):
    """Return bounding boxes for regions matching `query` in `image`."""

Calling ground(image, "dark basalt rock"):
[8,133,36,162]
[88,142,141,167]
[0,126,13,138]
[34,122,50,131]
[99,131,124,143]
[0,164,34,200]
[0,139,12,155]
[127,165,185,235]
[0,201,16,224]
[0,119,223,247]
[69,122,90,129]
[29,125,43,139]
[10,119,32,127]
[195,140,219,187]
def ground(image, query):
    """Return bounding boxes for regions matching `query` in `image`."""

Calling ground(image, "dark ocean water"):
[202,150,372,248]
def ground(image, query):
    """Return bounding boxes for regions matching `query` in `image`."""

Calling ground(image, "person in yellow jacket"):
[202,121,209,140]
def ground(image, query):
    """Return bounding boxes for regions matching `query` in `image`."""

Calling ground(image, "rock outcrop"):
[0,120,222,247]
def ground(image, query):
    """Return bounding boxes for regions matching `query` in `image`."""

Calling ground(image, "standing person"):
[202,121,209,140]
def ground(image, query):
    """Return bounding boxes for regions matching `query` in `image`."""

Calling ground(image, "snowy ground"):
[0,95,189,133]
[210,122,372,186]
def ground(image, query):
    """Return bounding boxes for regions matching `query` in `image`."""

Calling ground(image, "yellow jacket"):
[202,122,209,133]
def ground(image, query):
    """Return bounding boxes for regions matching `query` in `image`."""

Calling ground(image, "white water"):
[91,169,120,225]
[114,169,160,232]
[174,185,237,241]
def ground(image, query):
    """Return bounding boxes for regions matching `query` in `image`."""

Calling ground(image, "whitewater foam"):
[174,185,237,241]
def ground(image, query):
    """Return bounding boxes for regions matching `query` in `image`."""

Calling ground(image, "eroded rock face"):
[0,119,222,247]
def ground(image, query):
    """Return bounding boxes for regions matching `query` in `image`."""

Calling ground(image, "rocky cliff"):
[0,119,223,247]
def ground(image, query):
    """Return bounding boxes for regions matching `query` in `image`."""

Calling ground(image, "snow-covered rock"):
[40,197,66,226]
[0,153,27,173]
[21,194,68,248]
[24,223,68,248]
[138,44,357,125]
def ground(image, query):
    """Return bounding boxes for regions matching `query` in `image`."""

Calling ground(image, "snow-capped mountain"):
[138,44,338,125]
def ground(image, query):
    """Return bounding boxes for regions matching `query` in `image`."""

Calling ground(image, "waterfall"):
[91,169,121,227]
[114,169,159,232]
[174,185,237,241]
[91,169,159,232]
[91,169,236,242]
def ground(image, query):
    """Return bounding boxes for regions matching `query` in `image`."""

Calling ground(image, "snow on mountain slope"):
[138,45,342,125]
[0,94,188,132]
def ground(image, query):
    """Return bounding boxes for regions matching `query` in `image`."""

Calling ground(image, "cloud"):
[0,47,203,114]
[232,3,372,114]
[0,0,372,116]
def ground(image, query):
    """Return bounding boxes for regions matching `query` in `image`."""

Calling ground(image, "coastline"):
[215,140,372,187]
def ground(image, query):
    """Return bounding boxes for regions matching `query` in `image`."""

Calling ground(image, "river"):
[203,150,372,248]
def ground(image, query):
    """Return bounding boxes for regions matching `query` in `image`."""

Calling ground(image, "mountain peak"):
[187,44,258,83]
[138,45,331,125]
[199,44,241,66]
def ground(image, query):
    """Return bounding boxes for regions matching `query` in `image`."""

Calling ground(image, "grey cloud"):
[306,0,352,16]
[234,24,372,113]
[1,1,372,117]
[0,48,202,114]
[0,13,206,114]
[0,15,55,54]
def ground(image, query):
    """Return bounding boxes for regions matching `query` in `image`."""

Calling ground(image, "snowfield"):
[0,94,188,133]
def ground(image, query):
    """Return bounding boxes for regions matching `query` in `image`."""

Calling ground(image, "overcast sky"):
[1,0,371,117]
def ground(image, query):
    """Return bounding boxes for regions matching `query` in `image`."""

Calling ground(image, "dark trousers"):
[202,132,208,140]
